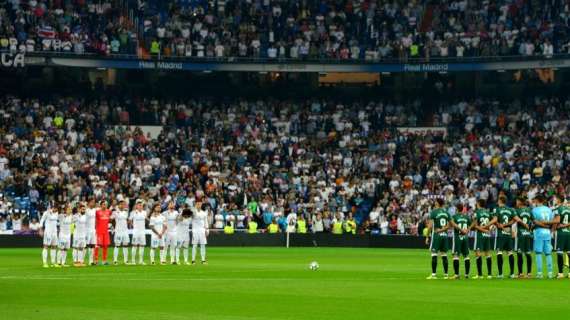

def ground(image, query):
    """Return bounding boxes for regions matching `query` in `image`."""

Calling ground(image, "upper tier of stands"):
[1,0,569,61]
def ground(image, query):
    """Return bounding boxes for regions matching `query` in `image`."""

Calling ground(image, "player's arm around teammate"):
[426,199,451,279]
[449,203,471,279]
[552,195,570,278]
[512,202,533,278]
[493,196,517,279]
[531,195,556,279]
[473,199,494,279]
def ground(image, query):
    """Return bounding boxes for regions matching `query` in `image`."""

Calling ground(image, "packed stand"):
[368,96,570,235]
[0,0,139,55]
[1,94,570,235]
[1,0,569,60]
[0,95,422,234]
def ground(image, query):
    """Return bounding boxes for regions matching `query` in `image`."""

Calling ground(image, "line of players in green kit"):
[425,195,570,279]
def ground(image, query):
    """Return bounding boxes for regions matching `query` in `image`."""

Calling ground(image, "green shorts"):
[452,236,469,257]
[495,235,514,252]
[516,235,533,253]
[474,233,492,252]
[430,234,449,253]
[555,233,570,252]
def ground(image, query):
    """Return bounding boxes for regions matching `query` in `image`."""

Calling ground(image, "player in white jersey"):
[85,199,98,265]
[57,205,73,267]
[149,204,167,265]
[191,202,210,264]
[129,201,148,265]
[72,204,87,267]
[111,200,130,265]
[176,208,192,265]
[162,201,179,264]
[40,206,60,268]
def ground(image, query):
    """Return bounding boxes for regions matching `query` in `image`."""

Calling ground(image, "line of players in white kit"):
[39,198,210,267]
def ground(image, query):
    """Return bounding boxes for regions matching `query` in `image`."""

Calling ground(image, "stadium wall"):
[6,53,570,73]
[0,234,426,249]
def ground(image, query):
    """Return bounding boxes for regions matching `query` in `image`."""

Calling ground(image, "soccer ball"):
[309,261,319,271]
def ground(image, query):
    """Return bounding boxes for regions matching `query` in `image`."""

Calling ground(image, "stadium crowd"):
[1,0,570,60]
[0,93,569,236]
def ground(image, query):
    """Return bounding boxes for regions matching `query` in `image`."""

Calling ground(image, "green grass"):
[0,247,568,320]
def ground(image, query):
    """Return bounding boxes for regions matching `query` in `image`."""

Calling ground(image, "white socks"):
[131,247,145,264]
[59,250,67,265]
[190,245,206,262]
[200,244,206,262]
[131,247,137,264]
[113,246,129,263]
[138,247,144,263]
[150,248,166,263]
[45,246,201,265]
[50,249,57,264]
[183,248,189,263]
[130,247,145,264]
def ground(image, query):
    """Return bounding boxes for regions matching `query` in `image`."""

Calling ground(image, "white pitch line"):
[0,275,420,281]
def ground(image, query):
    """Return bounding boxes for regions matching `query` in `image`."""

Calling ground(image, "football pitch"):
[1,247,569,320]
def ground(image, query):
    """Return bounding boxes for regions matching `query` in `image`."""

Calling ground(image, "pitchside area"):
[0,247,567,320]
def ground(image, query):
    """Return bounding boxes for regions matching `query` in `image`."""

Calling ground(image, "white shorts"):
[86,229,97,245]
[177,235,190,248]
[73,234,86,248]
[114,232,130,246]
[192,229,207,245]
[43,232,58,246]
[132,233,146,246]
[164,233,177,247]
[58,234,71,249]
[150,235,165,248]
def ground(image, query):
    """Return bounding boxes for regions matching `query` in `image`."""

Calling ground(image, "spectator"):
[312,213,324,233]
[0,93,568,237]
[1,1,567,61]
[29,218,41,233]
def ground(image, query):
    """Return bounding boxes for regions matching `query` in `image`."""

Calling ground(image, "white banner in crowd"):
[397,127,447,137]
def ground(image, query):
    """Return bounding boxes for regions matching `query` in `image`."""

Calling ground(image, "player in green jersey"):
[473,199,496,279]
[425,198,451,280]
[514,197,533,278]
[492,196,517,279]
[449,203,471,279]
[552,194,570,278]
